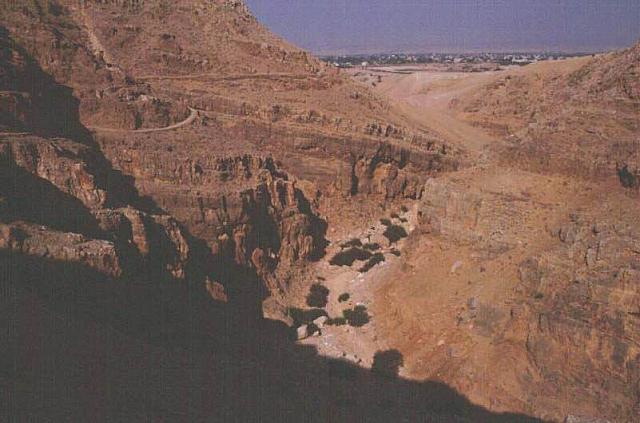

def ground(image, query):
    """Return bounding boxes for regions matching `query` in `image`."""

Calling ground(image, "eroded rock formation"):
[508,215,640,420]
[0,135,193,281]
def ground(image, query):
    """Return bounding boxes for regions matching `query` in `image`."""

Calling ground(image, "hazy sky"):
[245,0,640,54]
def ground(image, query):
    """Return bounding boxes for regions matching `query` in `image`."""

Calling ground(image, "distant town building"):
[320,51,588,68]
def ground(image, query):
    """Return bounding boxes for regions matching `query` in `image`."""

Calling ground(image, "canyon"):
[1,1,639,422]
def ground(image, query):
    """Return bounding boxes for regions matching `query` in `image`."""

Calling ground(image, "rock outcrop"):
[99,137,327,296]
[0,135,193,281]
[334,147,426,199]
[417,177,523,256]
[0,222,121,277]
[506,215,640,421]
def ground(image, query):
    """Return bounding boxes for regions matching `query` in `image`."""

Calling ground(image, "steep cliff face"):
[0,18,199,284]
[0,133,325,307]
[333,146,430,199]
[1,0,460,227]
[0,0,338,306]
[443,52,640,417]
[0,222,121,277]
[0,29,84,136]
[509,214,640,420]
[0,138,100,220]
[5,1,640,422]
[0,2,526,423]
[98,133,327,297]
[391,43,638,420]
[0,135,192,281]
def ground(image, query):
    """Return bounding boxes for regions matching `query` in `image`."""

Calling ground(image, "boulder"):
[313,315,328,329]
[467,297,478,310]
[296,324,308,340]
[450,260,463,274]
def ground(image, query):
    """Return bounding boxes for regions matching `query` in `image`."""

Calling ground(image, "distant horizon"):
[306,44,633,57]
[316,50,606,58]
[245,0,640,55]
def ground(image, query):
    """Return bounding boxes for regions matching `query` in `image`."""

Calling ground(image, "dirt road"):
[87,107,199,134]
[137,72,311,82]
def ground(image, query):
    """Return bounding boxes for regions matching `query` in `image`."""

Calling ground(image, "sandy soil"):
[299,206,417,374]
[365,68,500,157]
[350,58,591,156]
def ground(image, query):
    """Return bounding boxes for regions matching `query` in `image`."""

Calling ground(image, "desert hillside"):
[454,44,640,184]
[0,1,484,422]
[351,42,640,421]
[1,1,639,422]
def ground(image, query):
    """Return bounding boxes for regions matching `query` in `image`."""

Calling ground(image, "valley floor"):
[302,63,639,421]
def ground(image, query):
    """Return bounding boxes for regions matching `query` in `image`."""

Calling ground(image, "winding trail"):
[137,72,311,82]
[0,132,31,137]
[87,107,199,134]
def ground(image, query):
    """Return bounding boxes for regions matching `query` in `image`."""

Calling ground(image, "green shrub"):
[338,293,350,303]
[343,305,370,327]
[329,247,372,266]
[306,283,330,308]
[618,165,638,189]
[359,253,385,272]
[383,225,408,243]
[327,317,347,326]
[47,1,64,16]
[380,218,392,227]
[340,238,362,249]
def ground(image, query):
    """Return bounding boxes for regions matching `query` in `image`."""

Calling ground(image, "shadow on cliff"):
[0,25,272,325]
[0,24,545,423]
[0,163,105,238]
[0,27,160,214]
[0,250,549,423]
[0,25,82,139]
